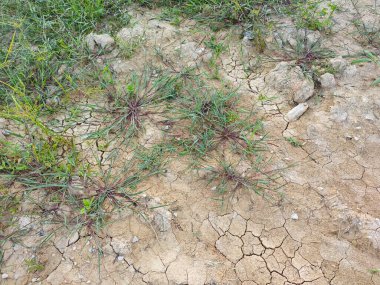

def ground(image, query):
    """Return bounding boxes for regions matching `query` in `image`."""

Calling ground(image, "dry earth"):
[1,0,380,284]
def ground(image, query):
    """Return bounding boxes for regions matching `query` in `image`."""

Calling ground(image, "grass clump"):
[202,158,279,198]
[172,76,265,161]
[85,68,176,143]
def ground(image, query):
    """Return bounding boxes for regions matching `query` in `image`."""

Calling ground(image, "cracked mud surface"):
[1,1,380,284]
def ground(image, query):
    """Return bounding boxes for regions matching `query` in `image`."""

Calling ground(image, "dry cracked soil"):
[1,0,380,284]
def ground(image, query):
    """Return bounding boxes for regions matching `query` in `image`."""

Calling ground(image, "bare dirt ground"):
[1,0,380,284]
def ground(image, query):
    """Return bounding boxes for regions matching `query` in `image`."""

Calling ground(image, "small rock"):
[291,212,299,220]
[293,79,314,103]
[19,216,32,229]
[85,33,115,52]
[320,73,336,88]
[286,103,309,122]
[2,129,11,136]
[330,56,348,74]
[131,236,139,243]
[32,277,38,282]
[243,30,254,41]
[330,106,348,122]
[342,65,357,79]
[2,273,9,279]
[67,232,80,246]
[265,62,314,103]
[117,256,124,261]
[153,211,172,232]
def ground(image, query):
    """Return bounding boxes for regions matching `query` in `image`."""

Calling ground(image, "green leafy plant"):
[294,1,337,31]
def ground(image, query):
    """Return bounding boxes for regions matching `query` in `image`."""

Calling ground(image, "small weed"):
[285,137,303,147]
[205,36,225,78]
[116,36,146,59]
[202,158,277,196]
[25,258,45,273]
[159,7,182,26]
[369,268,380,275]
[136,144,174,173]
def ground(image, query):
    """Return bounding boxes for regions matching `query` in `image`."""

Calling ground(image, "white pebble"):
[286,103,309,122]
[132,236,139,243]
[2,273,9,279]
[117,256,124,261]
[291,212,299,220]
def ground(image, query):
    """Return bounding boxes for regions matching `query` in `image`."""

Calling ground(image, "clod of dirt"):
[111,238,131,255]
[330,56,348,74]
[266,62,315,103]
[274,25,321,49]
[320,73,336,88]
[146,197,173,232]
[286,103,309,122]
[85,33,115,52]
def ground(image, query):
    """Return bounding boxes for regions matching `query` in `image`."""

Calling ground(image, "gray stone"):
[131,236,139,243]
[293,79,315,103]
[320,73,336,88]
[85,33,115,52]
[343,65,357,79]
[19,216,32,229]
[291,212,299,220]
[67,231,79,246]
[286,103,309,122]
[330,57,348,74]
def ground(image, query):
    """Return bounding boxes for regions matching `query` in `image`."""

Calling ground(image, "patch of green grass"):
[159,7,183,26]
[0,0,132,105]
[293,1,337,31]
[205,36,226,79]
[172,79,265,160]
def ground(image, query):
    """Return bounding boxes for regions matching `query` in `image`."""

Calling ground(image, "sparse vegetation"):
[352,50,380,86]
[2,0,378,283]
